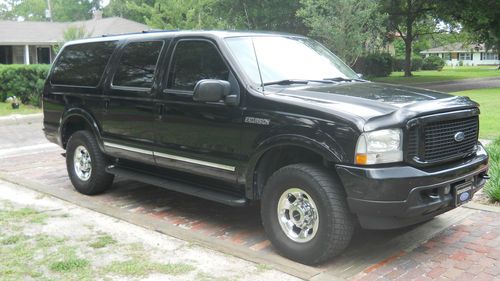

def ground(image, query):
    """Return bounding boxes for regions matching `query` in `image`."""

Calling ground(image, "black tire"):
[261,163,354,265]
[66,130,114,195]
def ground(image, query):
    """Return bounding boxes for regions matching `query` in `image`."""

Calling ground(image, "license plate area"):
[453,181,473,207]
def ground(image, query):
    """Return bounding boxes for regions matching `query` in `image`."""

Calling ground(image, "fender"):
[59,108,104,151]
[244,133,346,198]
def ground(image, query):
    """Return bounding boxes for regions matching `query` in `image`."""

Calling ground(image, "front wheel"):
[66,130,114,195]
[261,163,354,265]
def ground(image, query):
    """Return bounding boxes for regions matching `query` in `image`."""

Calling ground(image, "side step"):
[105,165,248,207]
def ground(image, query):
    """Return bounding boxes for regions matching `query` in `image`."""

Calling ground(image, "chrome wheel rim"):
[73,145,92,181]
[277,188,319,243]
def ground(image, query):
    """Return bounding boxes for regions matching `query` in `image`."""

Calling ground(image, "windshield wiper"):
[263,79,335,86]
[323,77,366,82]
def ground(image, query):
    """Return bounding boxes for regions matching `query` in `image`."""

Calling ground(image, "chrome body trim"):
[103,142,236,172]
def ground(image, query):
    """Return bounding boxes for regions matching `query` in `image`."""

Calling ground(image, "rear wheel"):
[261,163,354,265]
[66,131,114,195]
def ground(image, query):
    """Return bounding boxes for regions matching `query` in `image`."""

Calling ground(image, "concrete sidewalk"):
[0,113,42,125]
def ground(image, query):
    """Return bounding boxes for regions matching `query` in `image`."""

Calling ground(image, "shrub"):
[484,138,500,202]
[411,56,423,71]
[422,56,445,71]
[0,64,50,107]
[392,57,405,72]
[353,53,393,77]
[392,56,423,72]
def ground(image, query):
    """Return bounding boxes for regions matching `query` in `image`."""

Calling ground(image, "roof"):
[420,43,494,54]
[65,30,305,46]
[0,17,150,45]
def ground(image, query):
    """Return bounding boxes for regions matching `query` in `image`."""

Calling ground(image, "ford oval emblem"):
[454,132,465,142]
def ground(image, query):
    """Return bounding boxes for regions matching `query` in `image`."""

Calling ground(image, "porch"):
[0,45,54,65]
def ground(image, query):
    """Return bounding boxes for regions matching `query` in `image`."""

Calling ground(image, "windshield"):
[225,36,358,86]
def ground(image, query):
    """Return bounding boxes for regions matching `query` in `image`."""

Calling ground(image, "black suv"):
[43,31,489,265]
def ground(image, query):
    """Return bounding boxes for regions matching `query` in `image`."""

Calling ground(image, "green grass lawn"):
[484,138,500,202]
[453,88,500,140]
[373,66,500,85]
[0,102,41,116]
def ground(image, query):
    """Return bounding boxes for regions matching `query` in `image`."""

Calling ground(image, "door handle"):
[157,103,164,120]
[104,99,110,111]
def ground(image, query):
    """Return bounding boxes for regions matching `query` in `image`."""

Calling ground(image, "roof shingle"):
[0,17,150,45]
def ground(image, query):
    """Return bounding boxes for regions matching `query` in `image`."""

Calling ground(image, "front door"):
[153,39,244,184]
[101,40,165,165]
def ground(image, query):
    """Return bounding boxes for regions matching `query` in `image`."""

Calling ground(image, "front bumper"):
[336,144,489,229]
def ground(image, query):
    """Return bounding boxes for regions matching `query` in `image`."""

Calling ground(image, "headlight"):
[355,129,403,165]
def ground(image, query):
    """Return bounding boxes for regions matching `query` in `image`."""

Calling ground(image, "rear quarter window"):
[51,41,117,87]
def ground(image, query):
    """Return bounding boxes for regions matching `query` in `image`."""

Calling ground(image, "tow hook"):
[479,173,490,180]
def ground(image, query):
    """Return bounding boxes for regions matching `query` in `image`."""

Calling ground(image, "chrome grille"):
[407,116,478,165]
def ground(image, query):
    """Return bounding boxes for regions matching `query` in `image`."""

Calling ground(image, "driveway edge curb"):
[0,113,43,125]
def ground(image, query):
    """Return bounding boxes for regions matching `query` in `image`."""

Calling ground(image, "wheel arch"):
[245,135,343,200]
[59,109,103,150]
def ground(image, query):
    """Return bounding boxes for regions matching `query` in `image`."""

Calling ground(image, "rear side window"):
[168,40,229,91]
[51,41,117,87]
[113,41,164,88]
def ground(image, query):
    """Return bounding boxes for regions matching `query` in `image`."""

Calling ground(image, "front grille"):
[407,116,478,165]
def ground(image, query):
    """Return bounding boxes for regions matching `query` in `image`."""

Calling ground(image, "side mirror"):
[357,73,364,79]
[193,79,231,103]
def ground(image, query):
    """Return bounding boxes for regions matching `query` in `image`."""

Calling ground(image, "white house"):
[420,43,499,67]
[0,12,149,65]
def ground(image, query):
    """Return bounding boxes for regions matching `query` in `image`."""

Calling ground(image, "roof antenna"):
[251,38,265,93]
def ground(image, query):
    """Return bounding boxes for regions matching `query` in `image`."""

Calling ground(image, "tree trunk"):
[404,38,413,77]
[404,0,413,77]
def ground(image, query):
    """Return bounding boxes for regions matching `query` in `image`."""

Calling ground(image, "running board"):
[105,165,248,207]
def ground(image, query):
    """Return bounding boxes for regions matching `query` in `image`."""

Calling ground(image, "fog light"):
[444,185,451,195]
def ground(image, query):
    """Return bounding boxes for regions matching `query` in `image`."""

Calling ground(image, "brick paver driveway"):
[351,211,500,281]
[1,116,499,280]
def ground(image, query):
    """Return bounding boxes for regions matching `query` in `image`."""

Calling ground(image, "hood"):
[265,82,478,130]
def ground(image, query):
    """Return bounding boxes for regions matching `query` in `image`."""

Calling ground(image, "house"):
[0,12,150,65]
[420,43,499,66]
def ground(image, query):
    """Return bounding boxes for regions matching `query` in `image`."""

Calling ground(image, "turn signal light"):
[355,154,367,165]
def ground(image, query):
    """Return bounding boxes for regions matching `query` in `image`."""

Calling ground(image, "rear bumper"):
[336,144,489,229]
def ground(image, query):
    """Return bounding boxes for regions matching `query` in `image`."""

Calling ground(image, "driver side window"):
[167,40,229,91]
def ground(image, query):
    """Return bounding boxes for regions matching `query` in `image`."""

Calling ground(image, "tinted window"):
[113,41,163,88]
[168,41,229,91]
[51,41,117,86]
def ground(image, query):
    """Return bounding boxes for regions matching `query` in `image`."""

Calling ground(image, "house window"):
[459,53,472,61]
[0,46,13,64]
[481,52,498,60]
[12,46,24,64]
[37,47,51,64]
[442,53,451,60]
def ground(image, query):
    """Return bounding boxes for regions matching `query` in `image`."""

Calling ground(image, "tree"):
[0,0,46,20]
[382,0,440,77]
[50,0,100,21]
[437,0,500,68]
[104,0,306,33]
[216,0,307,33]
[103,0,155,24]
[52,25,91,54]
[297,0,386,66]
[0,0,100,21]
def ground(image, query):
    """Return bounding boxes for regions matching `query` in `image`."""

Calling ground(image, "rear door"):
[153,38,244,184]
[101,40,166,164]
